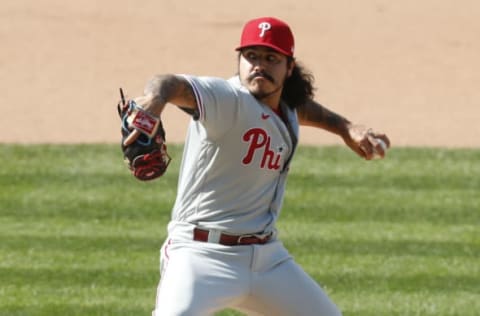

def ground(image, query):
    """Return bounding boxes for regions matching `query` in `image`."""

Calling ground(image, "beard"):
[247,71,286,100]
[250,85,283,100]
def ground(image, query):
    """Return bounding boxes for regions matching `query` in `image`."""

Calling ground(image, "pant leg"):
[152,240,252,316]
[234,242,342,316]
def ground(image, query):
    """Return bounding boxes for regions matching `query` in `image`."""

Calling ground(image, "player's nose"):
[252,61,267,74]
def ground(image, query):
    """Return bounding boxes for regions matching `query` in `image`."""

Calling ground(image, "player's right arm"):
[141,74,198,116]
[123,74,198,146]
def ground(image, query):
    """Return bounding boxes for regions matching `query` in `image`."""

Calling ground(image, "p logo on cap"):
[236,17,295,57]
[258,22,271,37]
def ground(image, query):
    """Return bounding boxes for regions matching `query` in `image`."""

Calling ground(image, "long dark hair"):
[236,52,315,109]
[282,58,316,109]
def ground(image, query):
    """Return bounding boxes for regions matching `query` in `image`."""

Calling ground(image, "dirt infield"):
[1,0,479,147]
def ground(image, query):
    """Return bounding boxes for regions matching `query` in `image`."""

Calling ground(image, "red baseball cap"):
[236,17,295,57]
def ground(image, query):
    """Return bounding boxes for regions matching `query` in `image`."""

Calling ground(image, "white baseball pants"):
[152,238,342,316]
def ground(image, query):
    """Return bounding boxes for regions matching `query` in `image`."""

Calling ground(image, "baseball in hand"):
[372,138,388,159]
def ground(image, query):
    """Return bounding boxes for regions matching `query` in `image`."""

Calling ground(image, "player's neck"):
[248,79,283,109]
[272,106,283,117]
[258,92,282,111]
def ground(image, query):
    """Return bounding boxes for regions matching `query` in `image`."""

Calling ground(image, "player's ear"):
[286,58,295,78]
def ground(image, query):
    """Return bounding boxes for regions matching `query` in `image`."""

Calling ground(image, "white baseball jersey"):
[153,75,342,316]
[167,75,299,236]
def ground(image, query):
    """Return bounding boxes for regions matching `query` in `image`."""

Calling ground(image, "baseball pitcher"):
[118,17,390,316]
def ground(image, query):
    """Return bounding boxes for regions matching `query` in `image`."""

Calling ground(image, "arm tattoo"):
[144,75,197,112]
[175,79,197,106]
[299,100,350,135]
[323,107,346,128]
[145,75,183,103]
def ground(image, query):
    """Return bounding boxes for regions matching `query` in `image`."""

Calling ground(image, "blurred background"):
[1,0,478,147]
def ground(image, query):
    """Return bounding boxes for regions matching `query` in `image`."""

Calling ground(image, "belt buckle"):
[237,232,271,244]
[237,234,255,244]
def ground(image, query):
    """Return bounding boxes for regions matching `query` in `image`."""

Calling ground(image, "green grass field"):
[1,144,479,316]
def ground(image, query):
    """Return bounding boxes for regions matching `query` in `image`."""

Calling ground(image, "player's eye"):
[245,52,258,61]
[266,54,280,63]
[243,50,281,65]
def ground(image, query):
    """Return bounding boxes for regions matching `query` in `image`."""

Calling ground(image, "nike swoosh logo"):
[261,113,270,120]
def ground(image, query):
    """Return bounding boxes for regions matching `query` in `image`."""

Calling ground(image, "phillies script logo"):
[258,22,271,37]
[242,128,282,170]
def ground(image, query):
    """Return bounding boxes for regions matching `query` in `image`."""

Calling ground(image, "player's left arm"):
[297,99,391,160]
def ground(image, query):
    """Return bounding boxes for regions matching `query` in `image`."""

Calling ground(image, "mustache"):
[248,71,275,83]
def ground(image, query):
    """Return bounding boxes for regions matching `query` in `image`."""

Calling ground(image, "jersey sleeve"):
[180,75,239,140]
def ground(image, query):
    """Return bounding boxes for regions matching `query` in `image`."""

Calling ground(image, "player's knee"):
[328,303,343,316]
[152,306,206,316]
